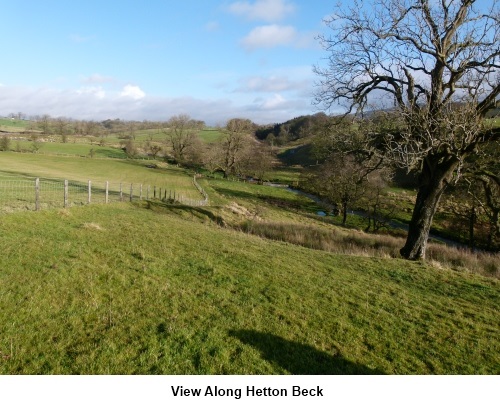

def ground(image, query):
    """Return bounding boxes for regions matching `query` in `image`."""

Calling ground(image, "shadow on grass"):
[142,200,226,226]
[229,329,384,375]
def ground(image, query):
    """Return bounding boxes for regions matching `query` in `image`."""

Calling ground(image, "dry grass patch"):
[427,244,500,278]
[239,220,500,278]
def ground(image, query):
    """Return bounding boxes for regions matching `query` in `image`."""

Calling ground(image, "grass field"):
[11,141,128,159]
[0,152,201,199]
[0,118,31,133]
[0,127,499,375]
[0,202,498,374]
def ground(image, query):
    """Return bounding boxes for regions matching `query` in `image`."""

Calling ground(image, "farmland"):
[0,119,499,375]
[0,202,499,374]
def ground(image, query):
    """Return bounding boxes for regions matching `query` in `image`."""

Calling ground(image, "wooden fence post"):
[88,180,91,204]
[105,181,109,204]
[130,184,133,202]
[35,178,40,211]
[64,180,68,208]
[120,183,123,202]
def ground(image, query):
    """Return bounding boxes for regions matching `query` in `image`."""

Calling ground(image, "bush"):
[0,136,11,151]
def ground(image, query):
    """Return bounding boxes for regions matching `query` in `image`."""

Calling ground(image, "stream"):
[266,183,467,249]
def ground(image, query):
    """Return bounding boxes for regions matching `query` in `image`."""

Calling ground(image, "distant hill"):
[255,112,330,143]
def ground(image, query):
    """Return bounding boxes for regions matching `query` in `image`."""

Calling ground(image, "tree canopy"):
[315,0,500,259]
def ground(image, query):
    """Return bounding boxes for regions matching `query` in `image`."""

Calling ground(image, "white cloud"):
[261,93,287,109]
[0,84,314,125]
[240,25,316,50]
[228,0,295,22]
[241,24,297,50]
[119,85,146,100]
[76,86,106,99]
[236,75,311,93]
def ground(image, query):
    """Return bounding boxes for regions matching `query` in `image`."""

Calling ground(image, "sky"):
[0,0,332,125]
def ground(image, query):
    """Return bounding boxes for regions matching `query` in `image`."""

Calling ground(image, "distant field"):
[199,128,223,143]
[10,141,128,159]
[0,118,29,128]
[0,152,201,199]
[0,118,32,133]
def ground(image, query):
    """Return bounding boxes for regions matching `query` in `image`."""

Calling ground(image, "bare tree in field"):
[146,142,163,160]
[54,117,70,142]
[163,114,204,164]
[37,114,52,134]
[217,118,255,178]
[315,0,500,260]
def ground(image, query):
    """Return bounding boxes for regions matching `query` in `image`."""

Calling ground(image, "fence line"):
[0,175,208,214]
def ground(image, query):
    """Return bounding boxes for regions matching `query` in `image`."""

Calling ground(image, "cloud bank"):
[0,84,313,125]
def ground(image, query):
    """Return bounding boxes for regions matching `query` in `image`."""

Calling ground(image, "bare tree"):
[163,114,204,164]
[37,114,52,134]
[315,0,500,259]
[54,117,70,142]
[146,142,163,160]
[216,118,255,178]
[243,143,275,182]
[304,154,369,225]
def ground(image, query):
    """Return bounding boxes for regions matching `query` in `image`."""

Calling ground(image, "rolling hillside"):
[0,187,499,374]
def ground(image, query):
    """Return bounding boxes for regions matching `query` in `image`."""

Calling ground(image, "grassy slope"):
[11,141,127,159]
[0,152,200,198]
[0,202,498,374]
[0,119,30,132]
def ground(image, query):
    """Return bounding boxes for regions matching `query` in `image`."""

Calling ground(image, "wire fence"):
[0,176,208,214]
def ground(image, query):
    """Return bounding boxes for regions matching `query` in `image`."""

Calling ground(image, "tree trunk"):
[400,157,459,260]
[342,201,348,225]
[468,206,475,251]
[488,210,499,250]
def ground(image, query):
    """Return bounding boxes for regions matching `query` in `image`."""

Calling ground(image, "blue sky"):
[0,0,331,125]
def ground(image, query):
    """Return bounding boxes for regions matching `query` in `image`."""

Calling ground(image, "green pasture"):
[0,118,29,128]
[0,152,201,199]
[68,127,222,145]
[198,128,223,143]
[11,141,127,159]
[0,203,498,374]
[0,118,31,133]
[102,129,163,145]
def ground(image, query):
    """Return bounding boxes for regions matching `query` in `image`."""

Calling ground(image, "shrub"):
[0,136,11,151]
